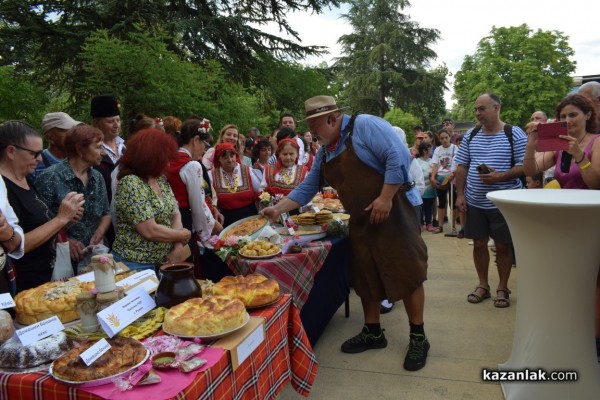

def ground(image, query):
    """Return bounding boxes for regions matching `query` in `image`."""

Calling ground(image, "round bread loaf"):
[213,273,279,307]
[163,296,246,337]
[0,310,14,343]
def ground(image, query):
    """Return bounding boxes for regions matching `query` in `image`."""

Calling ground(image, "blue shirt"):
[31,149,62,180]
[288,114,420,206]
[454,126,527,209]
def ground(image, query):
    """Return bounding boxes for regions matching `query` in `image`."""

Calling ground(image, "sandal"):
[432,227,443,234]
[467,285,490,303]
[494,289,511,308]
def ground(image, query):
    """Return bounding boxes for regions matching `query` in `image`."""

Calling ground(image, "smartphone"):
[477,164,491,174]
[537,121,569,152]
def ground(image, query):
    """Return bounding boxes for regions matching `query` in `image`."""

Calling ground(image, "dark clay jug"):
[155,262,201,308]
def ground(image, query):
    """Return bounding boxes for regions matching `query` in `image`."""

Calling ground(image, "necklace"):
[577,133,587,144]
[222,169,239,193]
[280,167,295,185]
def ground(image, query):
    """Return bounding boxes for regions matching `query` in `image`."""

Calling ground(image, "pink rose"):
[99,256,109,264]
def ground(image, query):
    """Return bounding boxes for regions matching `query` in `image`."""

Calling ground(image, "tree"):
[334,0,445,121]
[0,0,340,90]
[0,66,47,126]
[75,29,264,132]
[453,24,576,127]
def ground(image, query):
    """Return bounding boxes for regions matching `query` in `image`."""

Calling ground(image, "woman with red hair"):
[212,142,261,227]
[112,129,191,270]
[261,138,310,199]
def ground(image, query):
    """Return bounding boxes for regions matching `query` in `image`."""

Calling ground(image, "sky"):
[263,0,600,109]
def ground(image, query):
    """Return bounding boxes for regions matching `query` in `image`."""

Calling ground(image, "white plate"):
[219,216,268,240]
[162,312,250,340]
[49,349,150,387]
[239,249,281,260]
[276,226,327,241]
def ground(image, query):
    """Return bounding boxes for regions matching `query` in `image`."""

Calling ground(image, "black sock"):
[409,322,425,337]
[365,323,381,335]
[596,337,600,357]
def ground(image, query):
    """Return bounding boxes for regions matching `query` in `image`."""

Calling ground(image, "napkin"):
[257,225,281,244]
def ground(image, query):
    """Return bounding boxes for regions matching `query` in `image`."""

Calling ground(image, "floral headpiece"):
[197,118,211,134]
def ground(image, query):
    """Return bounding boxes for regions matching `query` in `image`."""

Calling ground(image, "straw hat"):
[303,96,348,121]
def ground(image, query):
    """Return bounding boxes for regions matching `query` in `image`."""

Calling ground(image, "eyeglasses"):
[202,140,211,148]
[473,105,492,113]
[11,144,43,158]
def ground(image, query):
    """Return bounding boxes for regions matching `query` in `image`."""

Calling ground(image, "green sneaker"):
[403,333,430,371]
[341,326,388,353]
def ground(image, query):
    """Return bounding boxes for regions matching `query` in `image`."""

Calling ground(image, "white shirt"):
[178,149,216,241]
[103,136,125,164]
[410,158,425,197]
[0,179,24,259]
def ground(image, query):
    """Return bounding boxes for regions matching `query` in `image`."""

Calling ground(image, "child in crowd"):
[526,172,544,189]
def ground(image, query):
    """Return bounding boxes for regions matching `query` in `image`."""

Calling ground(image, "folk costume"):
[211,143,261,227]
[261,138,310,197]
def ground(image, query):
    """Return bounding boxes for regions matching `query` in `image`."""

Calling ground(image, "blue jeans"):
[112,251,156,272]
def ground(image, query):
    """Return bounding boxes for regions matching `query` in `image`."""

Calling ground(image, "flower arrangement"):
[197,118,211,134]
[208,235,252,261]
[258,191,272,208]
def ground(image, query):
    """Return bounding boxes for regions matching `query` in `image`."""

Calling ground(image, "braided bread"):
[163,296,247,336]
[213,273,279,307]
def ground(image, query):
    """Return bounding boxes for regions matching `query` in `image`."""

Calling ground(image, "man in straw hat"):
[262,95,430,371]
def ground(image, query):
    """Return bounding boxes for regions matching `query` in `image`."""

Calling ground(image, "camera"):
[477,164,492,174]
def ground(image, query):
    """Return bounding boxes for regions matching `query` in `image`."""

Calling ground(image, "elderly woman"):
[202,123,239,171]
[0,121,83,291]
[36,124,110,267]
[167,119,222,243]
[112,129,191,270]
[211,142,261,227]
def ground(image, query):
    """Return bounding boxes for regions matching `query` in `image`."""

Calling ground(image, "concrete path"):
[278,226,518,399]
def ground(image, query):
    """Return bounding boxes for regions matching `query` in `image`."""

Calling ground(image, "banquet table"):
[0,294,317,400]
[226,237,350,345]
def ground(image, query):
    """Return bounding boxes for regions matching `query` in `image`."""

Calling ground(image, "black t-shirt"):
[3,177,55,292]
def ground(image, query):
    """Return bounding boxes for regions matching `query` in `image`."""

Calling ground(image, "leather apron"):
[323,130,428,302]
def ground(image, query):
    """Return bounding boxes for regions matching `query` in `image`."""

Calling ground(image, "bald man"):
[530,111,548,123]
[579,81,600,131]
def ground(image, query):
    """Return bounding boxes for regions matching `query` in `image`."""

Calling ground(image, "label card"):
[335,217,343,224]
[312,206,321,213]
[80,338,111,366]
[97,287,156,338]
[16,316,64,346]
[125,278,158,295]
[116,270,158,294]
[0,293,16,309]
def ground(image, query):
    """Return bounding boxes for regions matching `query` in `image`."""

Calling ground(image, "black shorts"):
[464,206,512,244]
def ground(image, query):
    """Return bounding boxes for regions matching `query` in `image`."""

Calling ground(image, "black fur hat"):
[90,95,120,118]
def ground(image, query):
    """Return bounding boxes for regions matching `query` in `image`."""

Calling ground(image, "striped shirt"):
[454,125,526,209]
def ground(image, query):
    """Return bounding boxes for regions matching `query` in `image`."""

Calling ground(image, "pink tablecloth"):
[225,240,332,310]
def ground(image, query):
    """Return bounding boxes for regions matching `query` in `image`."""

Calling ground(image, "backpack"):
[466,124,525,186]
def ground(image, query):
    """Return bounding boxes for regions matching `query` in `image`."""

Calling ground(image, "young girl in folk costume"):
[211,142,262,227]
[261,138,310,199]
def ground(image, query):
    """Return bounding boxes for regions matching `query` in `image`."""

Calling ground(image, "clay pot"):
[155,262,201,308]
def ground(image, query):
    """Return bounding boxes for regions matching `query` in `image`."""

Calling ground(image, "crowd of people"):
[0,82,599,372]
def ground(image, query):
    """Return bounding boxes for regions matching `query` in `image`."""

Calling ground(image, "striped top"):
[454,125,527,209]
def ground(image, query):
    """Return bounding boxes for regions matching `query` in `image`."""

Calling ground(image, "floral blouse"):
[112,175,178,264]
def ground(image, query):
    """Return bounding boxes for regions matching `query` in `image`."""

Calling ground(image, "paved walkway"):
[278,225,518,399]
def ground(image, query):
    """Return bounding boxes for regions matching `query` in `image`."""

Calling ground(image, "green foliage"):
[76,29,263,131]
[453,24,576,127]
[0,0,340,88]
[383,107,421,143]
[251,56,335,132]
[0,66,47,126]
[334,0,446,123]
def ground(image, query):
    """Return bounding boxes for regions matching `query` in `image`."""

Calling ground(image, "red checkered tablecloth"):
[226,240,332,310]
[0,295,317,400]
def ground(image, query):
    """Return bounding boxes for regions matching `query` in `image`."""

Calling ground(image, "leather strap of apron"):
[318,113,359,192]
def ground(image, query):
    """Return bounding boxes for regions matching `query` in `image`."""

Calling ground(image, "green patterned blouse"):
[112,174,178,264]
